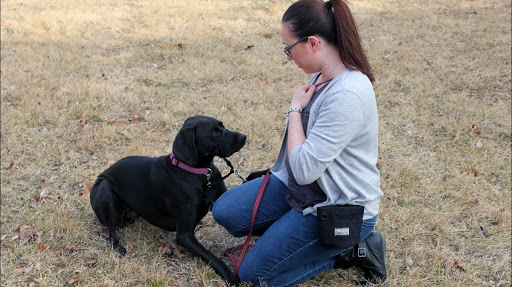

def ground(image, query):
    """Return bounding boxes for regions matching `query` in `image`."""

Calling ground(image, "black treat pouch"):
[317,205,364,249]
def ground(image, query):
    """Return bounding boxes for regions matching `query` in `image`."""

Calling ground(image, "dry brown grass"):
[1,0,510,286]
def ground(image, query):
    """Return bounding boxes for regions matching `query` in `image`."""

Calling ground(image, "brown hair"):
[282,0,375,82]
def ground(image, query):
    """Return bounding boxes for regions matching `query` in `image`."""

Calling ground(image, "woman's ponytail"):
[331,0,374,82]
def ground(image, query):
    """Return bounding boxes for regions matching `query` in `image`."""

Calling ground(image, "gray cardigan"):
[271,69,383,220]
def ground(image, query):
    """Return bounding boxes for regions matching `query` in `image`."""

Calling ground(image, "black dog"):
[90,115,246,285]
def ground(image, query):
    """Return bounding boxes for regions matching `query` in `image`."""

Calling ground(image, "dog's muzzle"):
[219,128,246,158]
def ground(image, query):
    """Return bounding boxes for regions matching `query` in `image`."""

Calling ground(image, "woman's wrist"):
[288,107,303,115]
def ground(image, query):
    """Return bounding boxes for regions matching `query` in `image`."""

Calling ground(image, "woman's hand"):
[287,84,316,156]
[290,84,316,109]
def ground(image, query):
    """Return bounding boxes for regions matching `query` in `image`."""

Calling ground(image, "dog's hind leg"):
[120,206,139,227]
[105,210,127,256]
[90,178,127,256]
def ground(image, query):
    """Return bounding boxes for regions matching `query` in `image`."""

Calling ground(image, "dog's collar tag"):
[206,168,212,188]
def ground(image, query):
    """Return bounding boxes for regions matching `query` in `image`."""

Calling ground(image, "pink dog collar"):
[169,152,211,176]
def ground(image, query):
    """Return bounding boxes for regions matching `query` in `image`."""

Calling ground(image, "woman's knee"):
[211,197,230,226]
[238,254,264,284]
[212,185,256,236]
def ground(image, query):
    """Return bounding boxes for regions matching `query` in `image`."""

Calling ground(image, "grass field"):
[1,0,510,286]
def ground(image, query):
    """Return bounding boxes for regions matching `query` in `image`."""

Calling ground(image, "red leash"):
[222,171,271,275]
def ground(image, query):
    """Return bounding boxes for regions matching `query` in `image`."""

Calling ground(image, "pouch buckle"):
[357,247,367,258]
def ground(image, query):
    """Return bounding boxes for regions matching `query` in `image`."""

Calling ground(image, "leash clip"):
[221,157,246,183]
[233,168,247,183]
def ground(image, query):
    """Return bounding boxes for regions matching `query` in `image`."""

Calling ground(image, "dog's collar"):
[169,152,212,177]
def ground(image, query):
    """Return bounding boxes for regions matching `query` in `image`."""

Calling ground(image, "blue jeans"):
[212,174,376,287]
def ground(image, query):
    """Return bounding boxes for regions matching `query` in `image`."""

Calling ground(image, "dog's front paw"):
[115,245,127,256]
[225,275,240,286]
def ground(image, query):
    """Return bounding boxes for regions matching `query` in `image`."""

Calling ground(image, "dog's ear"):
[172,121,198,166]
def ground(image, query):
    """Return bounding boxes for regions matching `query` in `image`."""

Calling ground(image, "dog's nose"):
[239,134,247,143]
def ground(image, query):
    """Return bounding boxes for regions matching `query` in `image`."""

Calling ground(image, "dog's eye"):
[212,131,219,136]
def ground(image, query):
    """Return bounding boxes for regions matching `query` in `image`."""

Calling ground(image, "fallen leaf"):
[159,241,184,258]
[245,45,255,50]
[431,238,438,247]
[129,115,142,123]
[170,240,184,258]
[19,224,37,244]
[79,114,88,126]
[64,241,76,253]
[453,260,465,272]
[67,272,81,285]
[158,242,170,255]
[5,161,15,170]
[80,179,92,196]
[469,166,478,176]
[58,228,67,236]
[86,258,98,267]
[36,241,49,252]
[463,199,479,210]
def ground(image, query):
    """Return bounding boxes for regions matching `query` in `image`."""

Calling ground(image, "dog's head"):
[173,115,246,166]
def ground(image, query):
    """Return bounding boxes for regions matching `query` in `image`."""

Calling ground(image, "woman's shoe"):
[335,232,387,285]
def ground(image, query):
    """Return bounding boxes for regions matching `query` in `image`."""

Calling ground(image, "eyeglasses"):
[283,36,309,57]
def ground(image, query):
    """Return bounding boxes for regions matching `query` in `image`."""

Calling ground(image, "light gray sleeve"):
[288,90,365,185]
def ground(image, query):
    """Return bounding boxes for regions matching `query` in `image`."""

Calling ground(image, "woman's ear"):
[308,36,321,52]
